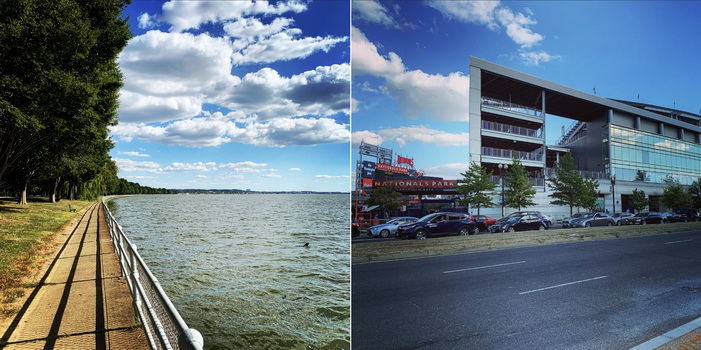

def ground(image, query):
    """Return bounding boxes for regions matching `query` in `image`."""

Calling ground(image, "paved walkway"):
[0,202,148,349]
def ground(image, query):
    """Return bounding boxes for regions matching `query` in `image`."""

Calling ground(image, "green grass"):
[0,197,91,293]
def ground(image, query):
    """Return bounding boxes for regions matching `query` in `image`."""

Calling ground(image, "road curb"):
[630,316,701,349]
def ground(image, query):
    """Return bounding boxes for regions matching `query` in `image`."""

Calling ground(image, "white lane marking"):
[519,276,608,295]
[664,239,693,245]
[443,261,526,274]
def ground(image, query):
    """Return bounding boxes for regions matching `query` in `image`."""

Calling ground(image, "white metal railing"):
[481,97,543,118]
[482,147,544,162]
[482,120,543,138]
[545,167,607,180]
[101,197,203,350]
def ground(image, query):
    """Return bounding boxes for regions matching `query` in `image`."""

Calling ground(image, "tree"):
[504,156,536,211]
[630,188,648,213]
[634,170,650,182]
[365,185,403,215]
[662,177,693,211]
[457,162,497,214]
[577,175,600,212]
[688,177,701,209]
[547,152,581,215]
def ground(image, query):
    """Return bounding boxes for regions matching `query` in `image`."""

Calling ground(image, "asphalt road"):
[352,230,701,349]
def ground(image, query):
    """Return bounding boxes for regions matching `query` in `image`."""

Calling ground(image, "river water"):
[108,194,350,349]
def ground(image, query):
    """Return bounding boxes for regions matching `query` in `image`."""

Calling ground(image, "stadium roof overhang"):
[471,57,701,131]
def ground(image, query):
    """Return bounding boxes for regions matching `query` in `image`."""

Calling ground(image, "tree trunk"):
[17,175,30,205]
[69,183,76,201]
[50,176,62,203]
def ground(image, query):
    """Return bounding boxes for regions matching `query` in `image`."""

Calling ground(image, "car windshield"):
[386,218,404,224]
[568,213,584,219]
[418,214,439,222]
[506,217,521,223]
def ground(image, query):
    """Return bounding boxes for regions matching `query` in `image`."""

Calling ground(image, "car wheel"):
[472,226,480,235]
[415,230,428,240]
[380,229,390,238]
[538,225,545,231]
[507,227,516,233]
[641,220,646,225]
[458,226,470,236]
[607,221,613,226]
[660,219,665,224]
[616,220,622,226]
[585,222,592,228]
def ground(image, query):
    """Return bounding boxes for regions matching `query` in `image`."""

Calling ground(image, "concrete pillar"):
[635,116,641,130]
[469,64,482,165]
[608,109,613,124]
[658,123,664,135]
[679,128,685,140]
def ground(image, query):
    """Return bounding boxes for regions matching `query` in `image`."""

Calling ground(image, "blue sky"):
[109,1,350,191]
[351,1,701,180]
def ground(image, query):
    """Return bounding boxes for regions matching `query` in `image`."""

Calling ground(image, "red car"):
[473,215,496,226]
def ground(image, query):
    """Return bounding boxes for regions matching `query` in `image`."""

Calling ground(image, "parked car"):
[397,212,479,239]
[491,211,551,229]
[659,212,678,222]
[367,217,418,238]
[490,214,547,232]
[472,215,496,232]
[561,213,586,228]
[628,212,665,225]
[611,212,635,225]
[564,212,616,228]
[674,208,700,222]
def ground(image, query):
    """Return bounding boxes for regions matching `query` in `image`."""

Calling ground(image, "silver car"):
[565,212,616,228]
[368,217,418,238]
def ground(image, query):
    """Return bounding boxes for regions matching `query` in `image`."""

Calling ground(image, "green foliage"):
[0,0,163,201]
[457,162,497,214]
[689,177,701,209]
[630,188,648,213]
[547,152,599,214]
[504,156,536,211]
[662,177,693,211]
[365,186,403,212]
[634,170,650,182]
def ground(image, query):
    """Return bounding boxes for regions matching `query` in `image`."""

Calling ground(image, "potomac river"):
[108,193,350,349]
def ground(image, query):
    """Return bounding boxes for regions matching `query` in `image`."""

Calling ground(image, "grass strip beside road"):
[0,197,91,316]
[352,222,701,264]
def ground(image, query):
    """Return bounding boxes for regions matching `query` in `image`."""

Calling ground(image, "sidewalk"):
[0,202,148,349]
[632,316,701,350]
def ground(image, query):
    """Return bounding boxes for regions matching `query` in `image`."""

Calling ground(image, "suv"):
[397,212,478,239]
[629,212,664,225]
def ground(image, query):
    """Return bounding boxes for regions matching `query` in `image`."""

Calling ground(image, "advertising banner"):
[362,161,375,169]
[376,163,409,174]
[372,180,458,188]
[397,155,414,168]
[362,169,375,178]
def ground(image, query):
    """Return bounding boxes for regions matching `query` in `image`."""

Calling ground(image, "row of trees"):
[0,0,168,204]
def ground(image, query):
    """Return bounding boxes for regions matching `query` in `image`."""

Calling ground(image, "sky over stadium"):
[351,1,701,181]
[109,1,350,191]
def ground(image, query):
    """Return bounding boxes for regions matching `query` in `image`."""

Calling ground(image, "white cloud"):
[519,51,562,67]
[423,163,471,180]
[351,130,383,146]
[161,0,307,33]
[164,162,218,172]
[118,151,150,157]
[289,168,301,171]
[351,26,405,77]
[232,29,348,65]
[378,126,469,147]
[352,0,401,28]
[314,175,351,179]
[220,161,268,168]
[426,1,500,29]
[113,158,162,173]
[110,117,233,147]
[195,175,208,178]
[262,173,282,178]
[125,175,158,179]
[384,70,470,122]
[428,1,553,54]
[138,13,158,29]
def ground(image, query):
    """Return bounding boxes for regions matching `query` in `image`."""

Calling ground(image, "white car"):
[368,217,418,238]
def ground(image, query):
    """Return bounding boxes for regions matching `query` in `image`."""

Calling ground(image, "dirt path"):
[0,202,148,349]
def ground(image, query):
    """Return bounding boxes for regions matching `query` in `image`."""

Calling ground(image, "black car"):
[674,208,700,222]
[629,212,664,225]
[489,211,550,232]
[397,212,479,239]
[490,214,547,232]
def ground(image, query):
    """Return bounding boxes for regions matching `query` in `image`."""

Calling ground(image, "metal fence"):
[101,198,203,350]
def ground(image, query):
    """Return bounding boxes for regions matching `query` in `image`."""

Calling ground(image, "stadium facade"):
[469,57,701,219]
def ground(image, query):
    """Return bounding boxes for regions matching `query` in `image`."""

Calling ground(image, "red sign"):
[397,155,414,167]
[373,180,457,188]
[376,163,409,174]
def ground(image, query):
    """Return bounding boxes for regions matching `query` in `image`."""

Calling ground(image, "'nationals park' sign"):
[372,180,457,188]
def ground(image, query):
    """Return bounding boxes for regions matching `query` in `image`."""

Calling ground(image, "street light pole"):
[611,174,616,214]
